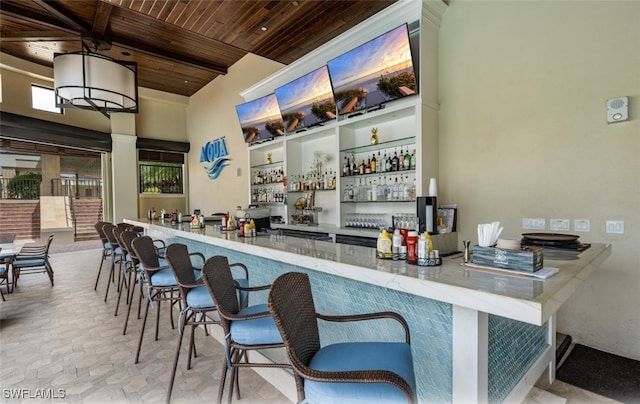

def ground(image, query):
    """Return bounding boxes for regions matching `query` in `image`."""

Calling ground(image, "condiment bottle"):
[392,229,403,260]
[417,233,428,266]
[377,229,392,259]
[406,231,418,264]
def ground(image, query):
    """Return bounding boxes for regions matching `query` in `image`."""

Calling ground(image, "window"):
[31,84,62,114]
[139,162,184,194]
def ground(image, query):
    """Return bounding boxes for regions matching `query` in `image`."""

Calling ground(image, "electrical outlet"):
[523,218,546,230]
[606,220,624,234]
[550,219,570,232]
[574,219,590,232]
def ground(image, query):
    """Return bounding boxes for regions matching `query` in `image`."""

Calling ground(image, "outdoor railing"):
[0,178,102,200]
[49,178,103,199]
[0,178,41,200]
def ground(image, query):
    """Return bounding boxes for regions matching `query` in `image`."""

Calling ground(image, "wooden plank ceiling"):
[0,0,396,96]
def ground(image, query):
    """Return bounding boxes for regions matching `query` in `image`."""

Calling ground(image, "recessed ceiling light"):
[261,26,268,31]
[121,51,131,56]
[292,1,299,5]
[184,80,189,84]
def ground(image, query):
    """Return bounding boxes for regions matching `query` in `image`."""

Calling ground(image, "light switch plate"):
[550,219,570,232]
[574,219,590,232]
[606,220,624,234]
[523,218,546,230]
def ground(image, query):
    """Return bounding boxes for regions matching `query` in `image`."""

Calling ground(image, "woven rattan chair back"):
[131,236,161,269]
[164,244,198,286]
[0,233,16,243]
[268,272,321,369]
[119,231,139,263]
[112,227,126,252]
[94,222,110,245]
[201,255,241,332]
[102,223,119,249]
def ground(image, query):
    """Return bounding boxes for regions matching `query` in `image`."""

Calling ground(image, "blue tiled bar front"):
[127,219,611,403]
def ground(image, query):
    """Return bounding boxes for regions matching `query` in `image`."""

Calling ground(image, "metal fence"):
[0,178,102,199]
[49,178,102,199]
[139,163,184,194]
[0,178,41,200]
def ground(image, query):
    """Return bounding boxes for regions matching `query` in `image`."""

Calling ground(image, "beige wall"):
[186,53,283,216]
[439,1,639,359]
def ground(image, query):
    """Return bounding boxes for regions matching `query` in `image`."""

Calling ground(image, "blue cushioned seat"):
[150,268,177,286]
[305,342,416,404]
[13,258,46,268]
[230,303,283,345]
[104,241,112,249]
[185,285,214,309]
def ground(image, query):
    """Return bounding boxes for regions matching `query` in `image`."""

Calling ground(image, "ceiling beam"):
[92,2,113,36]
[0,31,77,42]
[0,2,227,75]
[32,0,88,33]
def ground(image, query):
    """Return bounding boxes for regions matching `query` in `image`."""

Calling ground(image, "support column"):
[452,305,489,404]
[40,154,60,196]
[110,134,138,223]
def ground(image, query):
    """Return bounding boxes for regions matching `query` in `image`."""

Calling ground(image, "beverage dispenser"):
[417,196,437,234]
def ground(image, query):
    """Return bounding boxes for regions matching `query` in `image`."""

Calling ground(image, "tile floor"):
[0,245,621,403]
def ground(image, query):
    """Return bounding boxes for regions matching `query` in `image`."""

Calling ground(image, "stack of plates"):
[521,233,590,251]
[496,238,522,250]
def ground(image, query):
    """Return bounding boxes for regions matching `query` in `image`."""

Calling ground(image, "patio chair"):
[131,236,181,364]
[200,255,289,404]
[12,234,54,288]
[268,272,417,404]
[117,230,140,332]
[0,233,16,243]
[102,223,125,302]
[164,243,218,402]
[93,221,112,291]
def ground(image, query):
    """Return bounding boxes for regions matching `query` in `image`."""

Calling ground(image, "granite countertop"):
[126,218,611,326]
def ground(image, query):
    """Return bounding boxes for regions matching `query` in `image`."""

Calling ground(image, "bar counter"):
[125,219,611,403]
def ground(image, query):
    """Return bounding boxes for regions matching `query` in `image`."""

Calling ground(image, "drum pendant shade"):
[54,52,138,117]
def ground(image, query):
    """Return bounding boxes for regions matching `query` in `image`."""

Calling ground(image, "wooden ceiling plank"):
[31,0,88,33]
[92,1,113,36]
[0,31,77,42]
[185,0,223,33]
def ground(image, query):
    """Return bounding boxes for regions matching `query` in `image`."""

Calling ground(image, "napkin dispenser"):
[417,196,437,234]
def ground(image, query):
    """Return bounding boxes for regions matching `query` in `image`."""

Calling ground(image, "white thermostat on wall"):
[607,96,628,123]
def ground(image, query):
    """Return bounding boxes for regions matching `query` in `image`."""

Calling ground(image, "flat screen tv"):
[327,24,417,116]
[274,65,337,133]
[235,93,285,144]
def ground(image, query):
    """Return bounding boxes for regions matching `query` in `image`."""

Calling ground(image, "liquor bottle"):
[371,153,377,173]
[398,176,405,201]
[385,177,393,201]
[391,150,399,172]
[352,154,358,176]
[348,182,354,201]
[367,180,373,201]
[324,170,329,190]
[392,177,400,200]
[403,175,411,200]
[371,179,378,201]
[331,170,336,190]
[376,176,385,201]
[410,177,417,200]
[411,149,416,170]
[359,160,365,175]
[404,149,412,171]
[399,148,405,171]
[365,158,371,174]
[343,156,349,177]
[384,152,391,172]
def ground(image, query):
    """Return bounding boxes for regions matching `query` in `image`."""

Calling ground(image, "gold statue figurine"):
[267,152,273,164]
[370,127,379,145]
